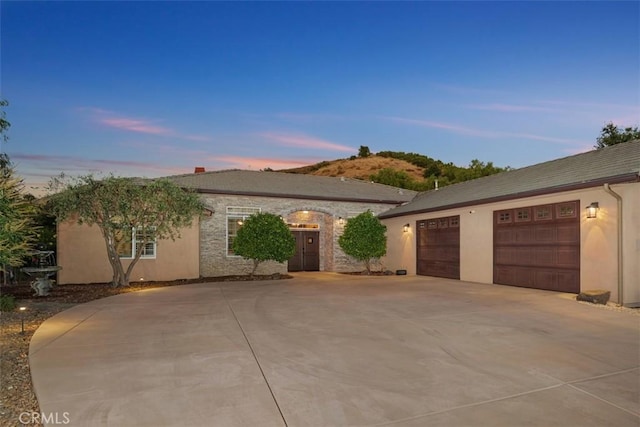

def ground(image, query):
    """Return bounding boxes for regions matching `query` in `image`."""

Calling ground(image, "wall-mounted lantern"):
[403,223,410,233]
[586,202,599,219]
[338,216,345,226]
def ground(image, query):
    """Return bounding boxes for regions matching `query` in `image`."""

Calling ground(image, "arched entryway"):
[284,209,330,272]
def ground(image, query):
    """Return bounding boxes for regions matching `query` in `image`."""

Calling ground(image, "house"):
[57,170,416,284]
[380,142,640,307]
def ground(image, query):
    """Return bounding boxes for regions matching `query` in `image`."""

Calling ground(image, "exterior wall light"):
[403,223,410,233]
[586,202,599,219]
[338,217,345,225]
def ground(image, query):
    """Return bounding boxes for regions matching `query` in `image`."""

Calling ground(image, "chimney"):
[194,167,205,174]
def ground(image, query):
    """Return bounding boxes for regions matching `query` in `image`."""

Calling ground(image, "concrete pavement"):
[29,273,639,426]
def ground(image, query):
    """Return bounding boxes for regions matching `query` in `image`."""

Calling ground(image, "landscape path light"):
[19,306,26,334]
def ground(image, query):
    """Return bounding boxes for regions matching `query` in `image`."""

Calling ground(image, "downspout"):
[603,183,623,306]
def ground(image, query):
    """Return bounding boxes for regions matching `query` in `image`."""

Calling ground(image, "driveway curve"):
[29,273,639,426]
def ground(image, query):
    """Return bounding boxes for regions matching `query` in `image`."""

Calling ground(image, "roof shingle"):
[165,170,417,204]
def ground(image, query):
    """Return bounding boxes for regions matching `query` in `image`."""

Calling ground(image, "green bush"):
[233,212,296,276]
[0,294,17,312]
[338,210,387,274]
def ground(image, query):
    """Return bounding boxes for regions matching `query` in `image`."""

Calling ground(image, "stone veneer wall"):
[199,194,399,277]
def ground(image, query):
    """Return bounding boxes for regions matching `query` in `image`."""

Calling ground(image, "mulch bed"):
[0,274,290,427]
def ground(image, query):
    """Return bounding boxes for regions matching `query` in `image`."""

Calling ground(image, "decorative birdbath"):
[21,251,62,297]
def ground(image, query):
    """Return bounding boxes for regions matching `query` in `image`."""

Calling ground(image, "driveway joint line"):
[375,383,568,426]
[566,383,640,418]
[29,308,103,357]
[221,287,288,427]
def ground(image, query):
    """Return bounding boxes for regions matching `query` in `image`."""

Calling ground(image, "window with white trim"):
[226,207,261,256]
[116,227,156,259]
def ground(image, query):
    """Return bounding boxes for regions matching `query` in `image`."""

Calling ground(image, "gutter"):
[603,183,623,306]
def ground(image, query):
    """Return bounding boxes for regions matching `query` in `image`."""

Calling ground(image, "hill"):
[280,156,426,182]
[279,150,509,192]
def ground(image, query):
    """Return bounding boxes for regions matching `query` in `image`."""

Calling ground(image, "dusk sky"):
[1,1,638,194]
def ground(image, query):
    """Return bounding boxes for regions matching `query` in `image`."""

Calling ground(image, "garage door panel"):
[514,227,534,243]
[496,229,514,244]
[557,224,579,242]
[533,247,557,266]
[495,247,513,264]
[557,247,579,267]
[494,201,580,293]
[534,225,557,242]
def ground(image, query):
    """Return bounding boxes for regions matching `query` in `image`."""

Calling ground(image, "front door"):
[288,231,320,272]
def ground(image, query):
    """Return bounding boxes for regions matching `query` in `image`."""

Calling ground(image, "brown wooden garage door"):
[417,216,460,279]
[494,201,580,293]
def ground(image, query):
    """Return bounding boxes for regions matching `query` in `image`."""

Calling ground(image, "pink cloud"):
[100,118,173,136]
[213,155,317,170]
[260,132,354,152]
[80,107,211,142]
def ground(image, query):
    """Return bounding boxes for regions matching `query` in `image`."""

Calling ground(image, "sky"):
[1,1,638,195]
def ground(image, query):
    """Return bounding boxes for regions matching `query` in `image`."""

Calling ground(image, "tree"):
[0,99,10,170]
[370,168,414,189]
[0,99,38,280]
[233,212,295,276]
[358,145,371,158]
[595,122,640,149]
[338,210,387,274]
[49,175,204,287]
[0,162,37,269]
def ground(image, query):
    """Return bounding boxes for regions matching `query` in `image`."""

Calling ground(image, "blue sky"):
[2,1,638,193]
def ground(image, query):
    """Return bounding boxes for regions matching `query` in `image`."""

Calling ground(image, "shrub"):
[338,211,387,274]
[0,294,17,312]
[233,212,296,276]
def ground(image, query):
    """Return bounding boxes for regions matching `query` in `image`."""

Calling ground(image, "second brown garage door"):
[417,216,460,279]
[494,200,580,293]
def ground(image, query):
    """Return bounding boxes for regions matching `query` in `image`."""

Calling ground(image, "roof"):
[164,169,417,204]
[379,141,640,219]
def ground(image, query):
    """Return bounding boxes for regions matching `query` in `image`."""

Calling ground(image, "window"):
[449,217,459,227]
[557,202,577,218]
[497,211,512,224]
[227,207,261,256]
[116,227,156,259]
[515,208,530,222]
[535,205,552,221]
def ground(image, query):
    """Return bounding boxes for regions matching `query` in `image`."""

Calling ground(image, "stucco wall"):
[57,219,200,285]
[199,194,398,276]
[382,182,639,306]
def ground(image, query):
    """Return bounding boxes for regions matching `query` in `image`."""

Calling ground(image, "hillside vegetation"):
[279,147,510,191]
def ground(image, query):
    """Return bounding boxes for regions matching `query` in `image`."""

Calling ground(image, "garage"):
[494,200,580,293]
[417,215,460,279]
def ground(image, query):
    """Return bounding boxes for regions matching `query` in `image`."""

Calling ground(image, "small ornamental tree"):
[338,210,387,274]
[232,212,295,276]
[49,175,204,287]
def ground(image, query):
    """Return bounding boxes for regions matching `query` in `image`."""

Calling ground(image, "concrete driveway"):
[30,273,639,426]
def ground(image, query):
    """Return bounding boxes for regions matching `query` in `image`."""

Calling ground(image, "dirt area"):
[0,275,290,427]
